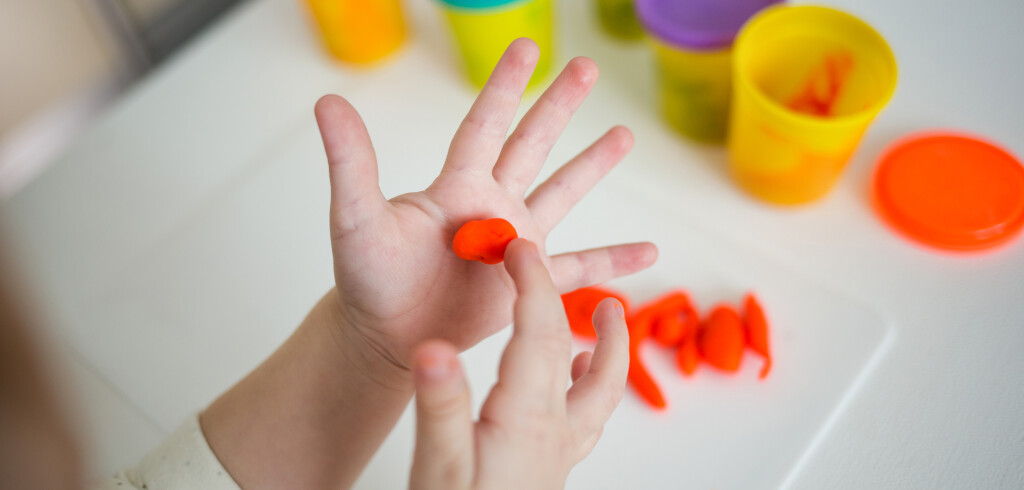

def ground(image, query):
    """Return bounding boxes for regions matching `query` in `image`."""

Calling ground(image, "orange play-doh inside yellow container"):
[728,5,897,204]
[306,0,407,64]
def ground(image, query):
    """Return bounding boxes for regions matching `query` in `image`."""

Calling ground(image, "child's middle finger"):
[491,57,599,195]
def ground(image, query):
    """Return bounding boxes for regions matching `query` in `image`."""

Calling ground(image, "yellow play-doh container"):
[635,0,783,144]
[438,0,554,89]
[595,0,643,40]
[305,0,406,64]
[728,5,898,204]
[649,41,732,143]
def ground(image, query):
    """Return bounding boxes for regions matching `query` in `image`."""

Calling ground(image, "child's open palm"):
[314,38,657,374]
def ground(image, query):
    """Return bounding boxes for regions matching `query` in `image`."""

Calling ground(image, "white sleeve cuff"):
[91,413,239,490]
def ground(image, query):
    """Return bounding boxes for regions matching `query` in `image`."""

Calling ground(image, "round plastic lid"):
[634,0,783,50]
[873,133,1024,251]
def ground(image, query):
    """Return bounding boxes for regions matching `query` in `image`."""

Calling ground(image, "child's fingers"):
[314,95,387,233]
[566,298,629,444]
[549,243,658,294]
[442,39,539,176]
[525,126,634,233]
[410,340,474,490]
[571,351,593,383]
[492,57,599,195]
[492,239,573,411]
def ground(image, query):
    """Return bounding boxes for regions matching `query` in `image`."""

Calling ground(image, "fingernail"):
[614,300,625,318]
[417,355,452,382]
[515,239,540,259]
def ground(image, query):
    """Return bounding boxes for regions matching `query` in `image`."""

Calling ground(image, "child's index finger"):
[504,239,560,308]
[504,239,569,338]
[493,239,573,406]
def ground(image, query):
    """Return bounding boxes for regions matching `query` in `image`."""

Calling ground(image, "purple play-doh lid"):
[635,0,784,50]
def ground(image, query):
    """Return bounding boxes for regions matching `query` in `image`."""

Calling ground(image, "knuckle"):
[542,91,575,118]
[572,253,591,282]
[517,418,567,449]
[608,379,626,405]
[440,470,465,489]
[420,391,467,419]
[549,178,575,201]
[331,214,363,236]
[509,126,547,153]
[525,424,554,445]
[411,456,469,490]
[463,113,506,140]
[534,327,571,359]
[437,458,469,488]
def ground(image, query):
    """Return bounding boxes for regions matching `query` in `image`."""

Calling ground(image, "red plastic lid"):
[873,132,1024,251]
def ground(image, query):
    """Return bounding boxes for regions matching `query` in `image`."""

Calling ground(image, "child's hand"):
[202,40,651,490]
[409,239,628,489]
[314,38,656,381]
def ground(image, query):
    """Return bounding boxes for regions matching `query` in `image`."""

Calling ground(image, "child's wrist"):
[313,289,415,393]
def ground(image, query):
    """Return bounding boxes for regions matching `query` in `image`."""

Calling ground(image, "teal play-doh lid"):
[437,0,523,8]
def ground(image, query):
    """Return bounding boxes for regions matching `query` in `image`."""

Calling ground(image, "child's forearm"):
[200,289,413,489]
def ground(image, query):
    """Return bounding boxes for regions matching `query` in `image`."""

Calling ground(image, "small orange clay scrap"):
[452,218,518,264]
[788,51,854,117]
[561,287,631,339]
[743,294,772,379]
[676,336,700,377]
[697,305,745,372]
[626,307,665,409]
[561,285,774,412]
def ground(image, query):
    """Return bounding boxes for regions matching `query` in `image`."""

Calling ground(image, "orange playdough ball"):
[452,218,518,264]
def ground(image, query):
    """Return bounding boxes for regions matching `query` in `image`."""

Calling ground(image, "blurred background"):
[1,0,243,197]
[2,0,1022,487]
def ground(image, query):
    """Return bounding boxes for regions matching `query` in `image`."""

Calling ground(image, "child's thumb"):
[409,340,473,490]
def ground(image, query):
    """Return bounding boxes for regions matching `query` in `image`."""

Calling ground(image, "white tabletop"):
[4,0,1023,487]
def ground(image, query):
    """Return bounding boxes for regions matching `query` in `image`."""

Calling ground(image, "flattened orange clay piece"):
[452,218,518,264]
[561,286,631,339]
[628,360,667,409]
[743,294,772,379]
[698,305,745,372]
